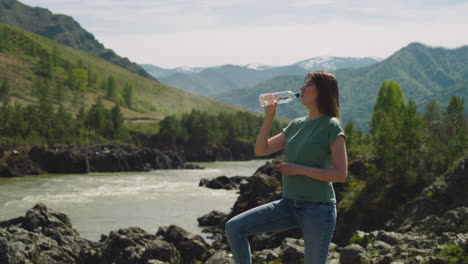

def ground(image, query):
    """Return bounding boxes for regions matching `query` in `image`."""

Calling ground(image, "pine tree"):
[106,76,117,100]
[443,96,467,167]
[66,62,74,89]
[52,45,59,67]
[38,51,53,78]
[0,30,5,52]
[122,83,135,108]
[87,65,96,87]
[0,80,10,105]
[86,97,106,134]
[370,81,404,135]
[0,29,10,52]
[110,104,124,137]
[370,81,405,176]
[400,98,424,171]
[71,68,88,91]
[77,59,84,69]
[344,120,355,149]
[372,111,398,176]
[423,99,442,122]
[54,83,64,102]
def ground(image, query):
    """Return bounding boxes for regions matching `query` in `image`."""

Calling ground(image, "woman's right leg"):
[224,199,298,264]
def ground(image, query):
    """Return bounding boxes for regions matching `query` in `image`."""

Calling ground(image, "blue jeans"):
[225,197,337,264]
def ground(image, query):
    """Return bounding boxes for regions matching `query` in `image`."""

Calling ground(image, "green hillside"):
[0,23,250,123]
[214,43,468,132]
[0,0,153,79]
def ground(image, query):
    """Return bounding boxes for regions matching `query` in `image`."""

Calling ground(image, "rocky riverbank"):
[0,143,202,178]
[196,157,468,263]
[142,135,280,162]
[1,157,466,263]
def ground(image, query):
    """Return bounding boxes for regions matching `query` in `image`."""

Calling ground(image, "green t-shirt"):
[281,115,346,204]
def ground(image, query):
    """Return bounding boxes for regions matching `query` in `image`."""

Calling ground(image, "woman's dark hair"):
[304,70,341,119]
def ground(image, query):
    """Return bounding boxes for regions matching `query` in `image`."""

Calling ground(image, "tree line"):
[0,87,129,145]
[156,109,284,148]
[340,80,466,230]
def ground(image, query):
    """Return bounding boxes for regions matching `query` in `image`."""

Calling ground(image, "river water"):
[0,159,271,243]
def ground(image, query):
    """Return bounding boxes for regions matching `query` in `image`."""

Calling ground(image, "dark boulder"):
[197,211,227,227]
[156,225,213,264]
[94,226,182,264]
[0,149,42,177]
[29,145,90,173]
[199,175,249,190]
[22,143,203,175]
[0,203,93,264]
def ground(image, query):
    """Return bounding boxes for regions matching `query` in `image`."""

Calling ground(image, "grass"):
[435,244,467,264]
[337,175,366,212]
[0,23,259,124]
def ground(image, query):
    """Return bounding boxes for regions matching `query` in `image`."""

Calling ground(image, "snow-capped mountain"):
[140,56,380,95]
[174,66,204,73]
[243,64,276,71]
[296,56,382,71]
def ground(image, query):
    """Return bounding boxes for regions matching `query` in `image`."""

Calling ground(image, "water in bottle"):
[259,91,300,107]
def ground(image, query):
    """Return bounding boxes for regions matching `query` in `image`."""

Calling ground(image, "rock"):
[0,203,93,264]
[223,165,283,219]
[156,225,212,264]
[412,207,468,234]
[147,260,170,264]
[370,240,392,254]
[339,244,371,264]
[252,248,280,263]
[29,145,91,173]
[0,151,42,177]
[199,175,249,190]
[224,139,256,161]
[182,163,203,169]
[250,229,303,252]
[197,211,227,227]
[205,250,235,264]
[376,231,405,246]
[93,227,180,264]
[279,238,305,264]
[385,156,468,233]
[16,143,203,176]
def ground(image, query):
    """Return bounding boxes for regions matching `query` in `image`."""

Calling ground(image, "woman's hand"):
[277,163,302,176]
[263,93,278,119]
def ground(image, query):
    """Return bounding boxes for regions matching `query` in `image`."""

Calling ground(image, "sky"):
[20,0,468,68]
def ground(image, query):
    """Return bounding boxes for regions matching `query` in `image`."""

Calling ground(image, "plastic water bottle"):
[259,91,300,107]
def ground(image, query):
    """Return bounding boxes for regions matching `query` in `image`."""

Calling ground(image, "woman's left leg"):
[297,202,337,264]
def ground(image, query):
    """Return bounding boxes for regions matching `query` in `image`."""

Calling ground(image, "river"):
[0,159,271,243]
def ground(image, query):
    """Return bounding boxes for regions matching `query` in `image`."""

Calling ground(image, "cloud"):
[100,20,468,68]
[18,0,468,67]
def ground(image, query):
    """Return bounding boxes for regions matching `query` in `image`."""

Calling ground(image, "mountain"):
[141,57,380,96]
[140,64,204,79]
[0,0,154,80]
[214,42,468,132]
[0,23,248,123]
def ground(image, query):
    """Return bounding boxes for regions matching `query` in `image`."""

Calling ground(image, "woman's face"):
[300,81,318,106]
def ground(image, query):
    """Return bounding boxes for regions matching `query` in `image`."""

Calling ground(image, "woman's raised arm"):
[254,101,285,156]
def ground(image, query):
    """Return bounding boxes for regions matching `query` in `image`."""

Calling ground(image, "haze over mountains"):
[213,43,468,132]
[0,0,154,79]
[1,0,466,134]
[141,57,380,96]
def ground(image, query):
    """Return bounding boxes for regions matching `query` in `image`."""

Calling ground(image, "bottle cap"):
[294,93,300,98]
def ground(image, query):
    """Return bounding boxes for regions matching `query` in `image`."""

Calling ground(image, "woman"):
[224,70,348,264]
